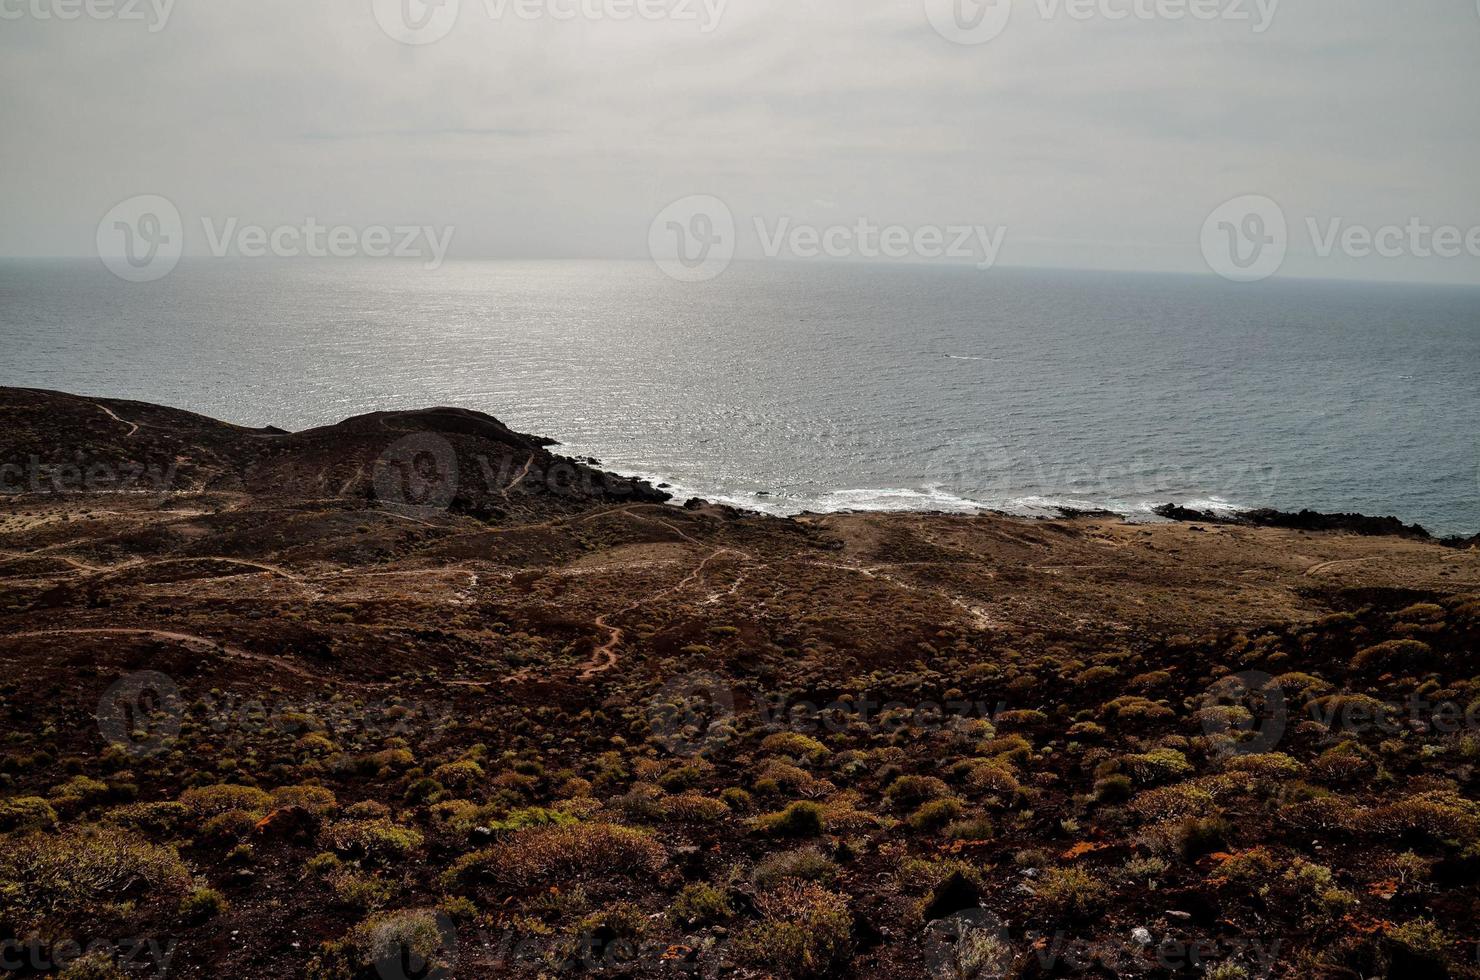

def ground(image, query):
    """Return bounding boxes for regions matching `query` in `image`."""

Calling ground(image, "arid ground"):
[2,387,1478,979]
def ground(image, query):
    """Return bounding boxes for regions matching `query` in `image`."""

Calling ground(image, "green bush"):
[319,818,424,863]
[0,795,57,833]
[908,797,965,832]
[0,827,191,935]
[445,823,666,891]
[670,882,733,926]
[1034,867,1108,918]
[179,886,228,922]
[884,775,950,807]
[752,847,839,889]
[757,801,827,837]
[180,784,271,817]
[734,883,854,978]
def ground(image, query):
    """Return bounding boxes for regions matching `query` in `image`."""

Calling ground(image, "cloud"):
[1,0,1478,282]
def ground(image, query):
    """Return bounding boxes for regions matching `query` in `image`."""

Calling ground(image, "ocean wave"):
[578,452,1251,521]
[631,477,1249,522]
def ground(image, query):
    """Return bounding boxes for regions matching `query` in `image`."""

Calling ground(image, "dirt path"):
[1,627,331,682]
[578,545,754,680]
[1304,556,1383,577]
[92,402,140,438]
[503,456,535,495]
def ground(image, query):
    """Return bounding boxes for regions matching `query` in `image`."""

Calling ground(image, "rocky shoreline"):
[1152,503,1479,550]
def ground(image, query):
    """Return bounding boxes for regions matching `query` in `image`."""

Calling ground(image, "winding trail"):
[92,402,140,438]
[578,544,754,680]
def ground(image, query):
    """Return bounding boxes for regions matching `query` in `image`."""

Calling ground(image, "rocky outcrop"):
[1153,503,1477,548]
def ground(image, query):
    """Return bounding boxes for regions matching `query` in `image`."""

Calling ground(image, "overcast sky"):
[3,0,1479,283]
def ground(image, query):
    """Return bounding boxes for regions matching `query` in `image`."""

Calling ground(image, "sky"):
[2,0,1479,284]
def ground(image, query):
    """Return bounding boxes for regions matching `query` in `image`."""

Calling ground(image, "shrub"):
[734,883,854,978]
[0,827,191,934]
[908,798,965,832]
[1035,867,1108,918]
[757,801,827,837]
[306,851,342,875]
[319,819,424,863]
[179,886,228,922]
[1311,742,1377,783]
[661,794,730,823]
[328,869,395,910]
[103,801,190,836]
[200,809,261,842]
[431,760,485,791]
[1094,774,1134,803]
[1211,847,1279,889]
[1098,696,1175,725]
[1387,918,1449,970]
[1130,785,1215,822]
[49,775,110,806]
[180,784,271,817]
[56,953,128,980]
[489,806,580,832]
[272,785,339,815]
[1178,816,1232,859]
[350,909,451,976]
[760,732,831,762]
[944,816,995,841]
[1278,794,1359,834]
[752,847,839,889]
[0,796,57,833]
[445,823,666,891]
[1350,639,1433,672]
[1073,666,1119,686]
[344,800,391,820]
[670,883,733,927]
[1223,753,1305,781]
[1361,791,1480,846]
[1121,749,1194,785]
[1279,859,1355,919]
[964,762,1021,800]
[884,775,950,807]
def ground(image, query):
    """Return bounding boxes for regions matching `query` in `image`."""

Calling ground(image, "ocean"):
[2,258,1477,534]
